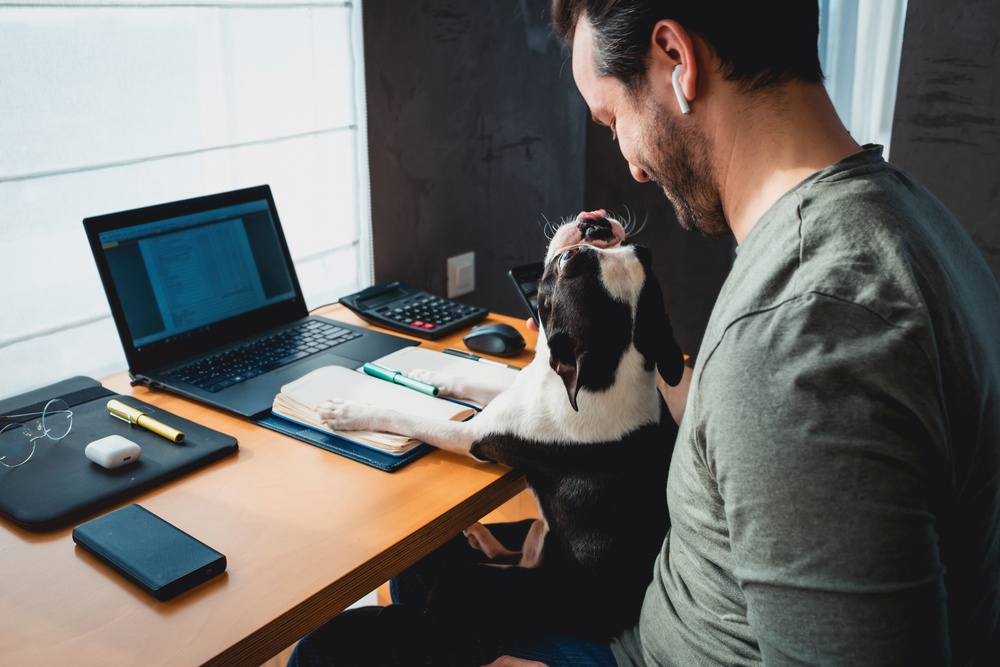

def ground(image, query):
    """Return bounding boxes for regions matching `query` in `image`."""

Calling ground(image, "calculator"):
[339,281,488,339]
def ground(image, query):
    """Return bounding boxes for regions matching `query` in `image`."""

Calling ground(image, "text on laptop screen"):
[97,199,296,349]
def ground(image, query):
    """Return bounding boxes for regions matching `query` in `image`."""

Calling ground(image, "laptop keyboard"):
[168,321,362,393]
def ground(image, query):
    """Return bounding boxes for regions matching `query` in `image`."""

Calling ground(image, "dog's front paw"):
[316,399,383,431]
[409,369,458,396]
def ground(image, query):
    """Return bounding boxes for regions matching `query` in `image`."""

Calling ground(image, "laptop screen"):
[97,199,296,349]
[86,185,308,373]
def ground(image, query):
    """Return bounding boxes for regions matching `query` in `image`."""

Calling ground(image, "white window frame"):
[0,1,372,398]
[820,0,910,157]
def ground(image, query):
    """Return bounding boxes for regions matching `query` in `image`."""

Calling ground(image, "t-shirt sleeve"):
[700,293,951,665]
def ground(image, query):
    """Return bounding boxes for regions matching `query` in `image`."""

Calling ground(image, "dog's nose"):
[575,209,614,242]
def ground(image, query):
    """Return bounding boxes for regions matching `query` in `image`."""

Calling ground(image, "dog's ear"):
[547,333,582,411]
[633,248,685,387]
[653,322,685,387]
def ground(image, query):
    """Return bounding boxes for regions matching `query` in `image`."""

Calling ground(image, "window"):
[819,0,909,156]
[0,1,372,398]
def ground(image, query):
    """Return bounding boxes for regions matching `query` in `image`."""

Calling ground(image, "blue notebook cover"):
[252,413,432,472]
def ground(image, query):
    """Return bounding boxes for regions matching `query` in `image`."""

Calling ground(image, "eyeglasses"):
[0,398,74,469]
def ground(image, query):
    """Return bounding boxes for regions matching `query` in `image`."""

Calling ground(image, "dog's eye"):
[559,247,579,271]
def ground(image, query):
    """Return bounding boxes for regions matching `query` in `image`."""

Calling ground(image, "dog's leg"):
[462,522,522,564]
[462,518,548,568]
[317,399,478,457]
[407,369,511,406]
[517,519,548,568]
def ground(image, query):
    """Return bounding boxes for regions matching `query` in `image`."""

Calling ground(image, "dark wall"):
[364,1,1000,357]
[362,0,733,356]
[363,1,586,320]
[891,0,1000,284]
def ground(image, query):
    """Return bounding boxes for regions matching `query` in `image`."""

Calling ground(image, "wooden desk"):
[0,305,535,666]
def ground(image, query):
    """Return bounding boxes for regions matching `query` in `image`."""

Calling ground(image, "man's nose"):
[629,163,650,182]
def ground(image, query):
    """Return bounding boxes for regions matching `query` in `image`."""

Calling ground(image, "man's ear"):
[650,19,698,107]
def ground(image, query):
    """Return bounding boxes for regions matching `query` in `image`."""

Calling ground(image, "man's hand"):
[658,363,692,424]
[482,657,549,667]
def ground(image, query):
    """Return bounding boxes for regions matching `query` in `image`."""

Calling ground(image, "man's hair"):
[551,0,824,91]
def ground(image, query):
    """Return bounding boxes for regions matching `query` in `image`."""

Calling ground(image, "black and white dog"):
[319,211,684,640]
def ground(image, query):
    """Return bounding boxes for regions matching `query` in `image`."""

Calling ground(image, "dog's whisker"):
[540,214,569,241]
[539,215,555,239]
[540,208,651,243]
[630,210,650,238]
[608,207,647,239]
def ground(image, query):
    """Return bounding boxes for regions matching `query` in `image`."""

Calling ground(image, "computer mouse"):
[463,323,526,357]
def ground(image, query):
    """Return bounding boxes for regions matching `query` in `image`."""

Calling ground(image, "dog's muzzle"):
[546,212,626,262]
[576,209,617,243]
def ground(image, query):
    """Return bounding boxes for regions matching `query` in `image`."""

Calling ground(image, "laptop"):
[84,185,416,418]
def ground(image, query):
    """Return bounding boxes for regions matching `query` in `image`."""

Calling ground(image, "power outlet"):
[447,252,475,298]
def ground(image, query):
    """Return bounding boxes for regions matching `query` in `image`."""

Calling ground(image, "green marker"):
[362,362,440,397]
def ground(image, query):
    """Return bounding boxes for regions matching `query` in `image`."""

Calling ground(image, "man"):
[291,1,1000,665]
[542,0,999,665]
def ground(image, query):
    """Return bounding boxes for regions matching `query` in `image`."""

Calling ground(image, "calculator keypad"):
[380,295,482,331]
[340,282,488,339]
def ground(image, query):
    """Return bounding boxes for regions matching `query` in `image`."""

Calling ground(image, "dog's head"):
[537,210,684,411]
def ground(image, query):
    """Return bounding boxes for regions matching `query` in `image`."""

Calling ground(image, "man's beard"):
[638,92,729,238]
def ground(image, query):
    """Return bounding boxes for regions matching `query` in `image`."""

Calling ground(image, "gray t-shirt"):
[613,146,1000,666]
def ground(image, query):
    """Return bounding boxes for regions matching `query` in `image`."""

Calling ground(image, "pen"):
[106,399,185,443]
[442,348,520,370]
[362,363,440,397]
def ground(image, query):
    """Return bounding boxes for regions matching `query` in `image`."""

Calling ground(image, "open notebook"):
[271,347,521,456]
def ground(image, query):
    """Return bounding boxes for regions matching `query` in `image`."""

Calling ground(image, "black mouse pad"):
[0,377,238,531]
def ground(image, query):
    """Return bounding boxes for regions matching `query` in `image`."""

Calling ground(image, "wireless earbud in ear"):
[672,64,690,114]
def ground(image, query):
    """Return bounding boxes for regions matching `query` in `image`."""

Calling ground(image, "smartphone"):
[507,262,544,325]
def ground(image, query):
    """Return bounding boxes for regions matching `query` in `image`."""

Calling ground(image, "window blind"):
[0,1,372,398]
[820,0,909,156]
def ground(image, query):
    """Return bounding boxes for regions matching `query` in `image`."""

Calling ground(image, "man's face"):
[571,20,728,237]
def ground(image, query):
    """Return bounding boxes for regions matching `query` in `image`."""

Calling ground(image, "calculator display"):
[357,286,406,309]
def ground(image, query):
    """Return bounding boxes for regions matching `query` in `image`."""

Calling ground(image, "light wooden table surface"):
[0,305,535,666]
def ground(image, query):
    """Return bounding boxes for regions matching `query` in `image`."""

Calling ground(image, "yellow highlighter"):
[107,399,185,443]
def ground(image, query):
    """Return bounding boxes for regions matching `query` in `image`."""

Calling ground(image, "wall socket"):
[446,252,475,298]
